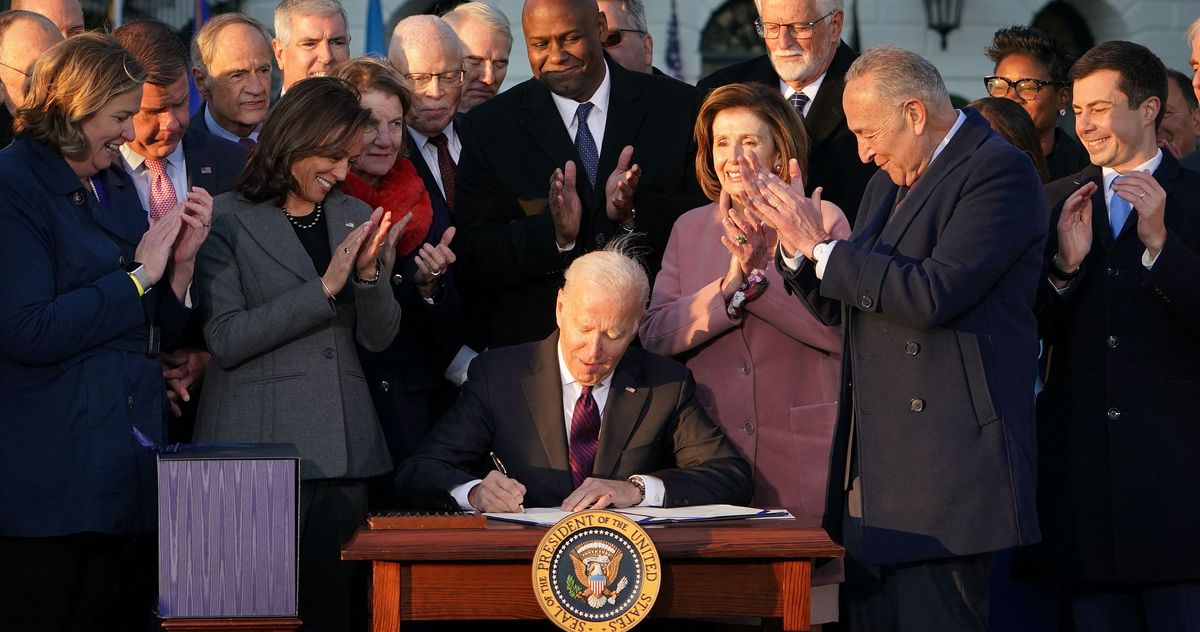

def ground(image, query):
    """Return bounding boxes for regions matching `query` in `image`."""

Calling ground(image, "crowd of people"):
[0,0,1198,631]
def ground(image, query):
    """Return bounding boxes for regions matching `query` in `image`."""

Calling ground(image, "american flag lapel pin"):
[345,222,355,228]
[201,166,212,174]
[625,386,636,393]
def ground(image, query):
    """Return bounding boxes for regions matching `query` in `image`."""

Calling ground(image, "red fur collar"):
[342,158,434,257]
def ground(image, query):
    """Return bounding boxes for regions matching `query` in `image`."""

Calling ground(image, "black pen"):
[489,451,525,513]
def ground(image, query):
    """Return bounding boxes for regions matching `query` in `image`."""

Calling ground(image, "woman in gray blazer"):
[194,78,406,631]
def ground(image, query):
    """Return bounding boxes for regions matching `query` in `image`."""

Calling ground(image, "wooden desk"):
[342,520,843,632]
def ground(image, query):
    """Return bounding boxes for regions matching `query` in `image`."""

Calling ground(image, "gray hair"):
[442,2,513,47]
[1188,16,1200,45]
[192,13,272,76]
[388,14,463,70]
[562,234,650,322]
[600,0,647,33]
[274,0,346,45]
[845,44,949,107]
[753,0,843,15]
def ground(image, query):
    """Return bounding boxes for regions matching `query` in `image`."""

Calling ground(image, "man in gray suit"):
[396,244,752,512]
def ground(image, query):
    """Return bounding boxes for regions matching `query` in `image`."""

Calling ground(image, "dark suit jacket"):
[1016,153,1200,583]
[395,333,753,510]
[454,56,705,348]
[1181,148,1200,171]
[182,124,247,195]
[780,110,1046,566]
[404,120,459,213]
[0,136,191,536]
[698,42,877,225]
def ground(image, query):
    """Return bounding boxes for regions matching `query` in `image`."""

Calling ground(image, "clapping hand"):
[1055,181,1097,276]
[413,226,457,300]
[1113,171,1167,258]
[738,154,829,259]
[605,145,641,225]
[550,161,582,248]
[171,186,213,266]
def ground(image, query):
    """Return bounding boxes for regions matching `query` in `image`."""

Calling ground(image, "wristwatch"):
[627,475,646,504]
[811,239,834,262]
[126,261,153,296]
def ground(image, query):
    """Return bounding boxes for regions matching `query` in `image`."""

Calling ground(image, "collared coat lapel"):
[593,350,649,478]
[523,333,570,483]
[90,166,146,247]
[805,42,855,148]
[591,57,646,211]
[233,195,318,281]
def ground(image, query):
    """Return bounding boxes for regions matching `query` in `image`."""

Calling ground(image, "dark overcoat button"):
[1106,336,1119,349]
[322,348,335,358]
[859,296,873,309]
[910,398,925,412]
[905,341,920,355]
[1107,408,1121,421]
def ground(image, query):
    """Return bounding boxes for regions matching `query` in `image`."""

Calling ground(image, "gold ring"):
[430,269,443,277]
[736,235,748,245]
[1138,192,1146,198]
[343,247,350,254]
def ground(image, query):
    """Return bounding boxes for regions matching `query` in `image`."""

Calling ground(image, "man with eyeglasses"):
[698,0,875,225]
[0,10,61,148]
[443,2,513,113]
[451,0,705,349]
[597,0,652,75]
[389,14,467,215]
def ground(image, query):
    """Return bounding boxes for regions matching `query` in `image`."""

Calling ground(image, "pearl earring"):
[773,163,782,173]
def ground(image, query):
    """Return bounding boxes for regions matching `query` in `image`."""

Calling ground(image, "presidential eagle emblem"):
[569,540,630,608]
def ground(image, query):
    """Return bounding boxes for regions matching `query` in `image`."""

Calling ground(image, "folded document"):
[484,504,793,527]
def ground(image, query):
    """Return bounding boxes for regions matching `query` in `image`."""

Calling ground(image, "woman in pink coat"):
[639,82,850,624]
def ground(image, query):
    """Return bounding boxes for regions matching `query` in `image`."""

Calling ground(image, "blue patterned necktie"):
[789,91,810,118]
[568,385,600,489]
[575,102,599,187]
[1109,175,1132,238]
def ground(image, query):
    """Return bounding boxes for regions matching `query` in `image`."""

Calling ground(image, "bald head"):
[389,15,465,136]
[0,10,63,113]
[10,0,83,39]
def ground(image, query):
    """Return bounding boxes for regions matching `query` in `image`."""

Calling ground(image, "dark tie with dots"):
[568,385,600,489]
[429,132,456,212]
[574,102,599,187]
[789,91,810,118]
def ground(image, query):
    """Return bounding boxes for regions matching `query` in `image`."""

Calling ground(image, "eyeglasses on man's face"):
[0,60,30,77]
[984,76,1063,101]
[403,69,466,89]
[602,28,646,48]
[754,12,833,40]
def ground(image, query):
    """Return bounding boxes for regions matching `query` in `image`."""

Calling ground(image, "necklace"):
[283,201,323,229]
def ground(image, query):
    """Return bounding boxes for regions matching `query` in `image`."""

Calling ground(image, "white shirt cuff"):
[779,243,805,271]
[556,239,576,253]
[444,345,479,387]
[450,479,483,510]
[1142,248,1159,269]
[636,475,665,507]
[813,241,838,280]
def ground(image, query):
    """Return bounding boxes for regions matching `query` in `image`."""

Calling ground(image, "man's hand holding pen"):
[467,470,527,513]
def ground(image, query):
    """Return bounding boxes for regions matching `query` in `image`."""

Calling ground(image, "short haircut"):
[112,19,188,87]
[562,234,650,323]
[235,76,373,206]
[1167,68,1198,112]
[442,2,513,47]
[332,56,411,153]
[17,32,145,155]
[274,0,346,45]
[845,45,949,108]
[966,97,1049,182]
[753,0,843,15]
[192,12,272,77]
[0,10,58,44]
[388,14,462,68]
[598,0,647,33]
[1187,16,1200,45]
[1069,40,1167,128]
[693,82,809,202]
[985,25,1073,85]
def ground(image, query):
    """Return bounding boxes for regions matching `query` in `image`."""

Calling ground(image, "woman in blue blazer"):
[0,34,212,630]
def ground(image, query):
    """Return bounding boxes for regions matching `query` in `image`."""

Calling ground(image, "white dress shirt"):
[119,142,188,218]
[549,63,613,253]
[203,105,260,144]
[781,72,825,118]
[1103,149,1163,268]
[407,121,462,201]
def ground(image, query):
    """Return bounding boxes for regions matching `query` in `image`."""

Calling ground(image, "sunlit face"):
[127,75,190,160]
[758,0,842,89]
[711,107,780,196]
[0,17,61,114]
[197,22,273,137]
[992,53,1067,140]
[454,17,511,112]
[523,0,607,102]
[844,79,926,186]
[1189,33,1200,104]
[21,0,84,39]
[288,135,362,206]
[356,89,406,181]
[1159,77,1200,157]
[67,88,141,178]
[1073,69,1159,172]
[395,40,463,136]
[597,0,652,74]
[555,281,639,386]
[273,12,349,90]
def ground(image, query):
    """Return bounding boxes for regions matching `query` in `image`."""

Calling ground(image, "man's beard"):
[770,40,832,85]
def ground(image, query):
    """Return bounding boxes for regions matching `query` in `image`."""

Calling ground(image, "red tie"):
[568,385,601,489]
[428,132,456,212]
[144,158,177,222]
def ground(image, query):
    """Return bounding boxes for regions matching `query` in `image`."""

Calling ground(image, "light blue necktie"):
[574,102,599,187]
[1109,175,1132,238]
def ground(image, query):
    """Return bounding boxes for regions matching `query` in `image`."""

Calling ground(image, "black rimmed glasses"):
[403,69,465,89]
[754,12,834,40]
[602,28,647,48]
[984,76,1063,101]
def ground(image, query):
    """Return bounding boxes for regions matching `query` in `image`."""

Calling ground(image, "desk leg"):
[780,560,812,632]
[372,561,402,632]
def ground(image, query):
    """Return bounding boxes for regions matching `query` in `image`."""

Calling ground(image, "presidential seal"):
[533,510,661,631]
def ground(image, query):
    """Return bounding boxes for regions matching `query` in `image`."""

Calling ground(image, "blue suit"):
[0,136,190,537]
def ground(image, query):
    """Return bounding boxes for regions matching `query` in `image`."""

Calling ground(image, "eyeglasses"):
[601,28,647,48]
[983,76,1063,101]
[0,60,30,77]
[403,69,465,88]
[754,12,833,40]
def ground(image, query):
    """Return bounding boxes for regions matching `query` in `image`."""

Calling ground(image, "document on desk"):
[483,505,793,527]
